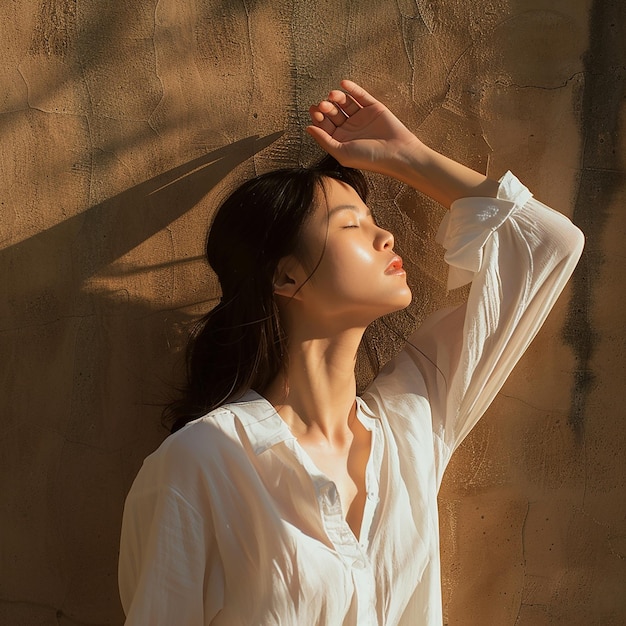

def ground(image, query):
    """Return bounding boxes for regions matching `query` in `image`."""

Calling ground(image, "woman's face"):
[289,177,412,327]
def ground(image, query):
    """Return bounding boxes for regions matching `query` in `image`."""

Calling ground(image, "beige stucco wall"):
[1,1,624,624]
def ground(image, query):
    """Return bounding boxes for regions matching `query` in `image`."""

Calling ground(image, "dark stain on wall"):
[563,0,626,438]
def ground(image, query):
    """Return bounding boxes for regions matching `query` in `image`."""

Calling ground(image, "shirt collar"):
[355,395,380,425]
[225,390,381,456]
[225,390,295,456]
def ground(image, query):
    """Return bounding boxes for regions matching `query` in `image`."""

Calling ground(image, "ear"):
[273,256,304,299]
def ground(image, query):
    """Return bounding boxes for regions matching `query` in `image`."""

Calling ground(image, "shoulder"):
[361,349,433,435]
[135,407,248,492]
[163,407,240,455]
[364,348,429,408]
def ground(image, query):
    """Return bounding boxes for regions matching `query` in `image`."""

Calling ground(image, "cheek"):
[318,243,373,282]
[350,245,376,265]
[309,245,381,300]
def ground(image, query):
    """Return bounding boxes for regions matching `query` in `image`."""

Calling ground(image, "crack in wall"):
[495,70,585,91]
[147,0,165,137]
[499,393,569,414]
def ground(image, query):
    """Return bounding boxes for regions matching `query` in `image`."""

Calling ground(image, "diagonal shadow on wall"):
[2,132,284,443]
[2,131,283,322]
[1,132,283,623]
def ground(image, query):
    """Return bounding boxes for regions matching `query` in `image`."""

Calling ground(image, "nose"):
[376,225,394,250]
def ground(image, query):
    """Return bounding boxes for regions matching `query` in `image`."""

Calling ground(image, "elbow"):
[548,223,585,285]
[546,211,585,265]
[564,222,585,265]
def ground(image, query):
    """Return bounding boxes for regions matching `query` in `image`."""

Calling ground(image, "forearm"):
[308,80,500,208]
[379,137,500,209]
[411,174,584,458]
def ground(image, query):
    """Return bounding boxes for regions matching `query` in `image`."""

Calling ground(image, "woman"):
[118,81,584,625]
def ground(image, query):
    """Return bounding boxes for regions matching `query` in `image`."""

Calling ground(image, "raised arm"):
[307,79,499,208]
[310,81,585,480]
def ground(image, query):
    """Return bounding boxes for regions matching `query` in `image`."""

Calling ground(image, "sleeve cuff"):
[436,171,533,290]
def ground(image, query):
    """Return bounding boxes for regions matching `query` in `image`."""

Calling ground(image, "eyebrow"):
[327,204,372,218]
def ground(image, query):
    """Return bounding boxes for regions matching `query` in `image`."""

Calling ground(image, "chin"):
[394,288,413,309]
[379,291,413,316]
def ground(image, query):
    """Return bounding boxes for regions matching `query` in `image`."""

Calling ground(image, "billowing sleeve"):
[407,171,584,466]
[118,448,224,625]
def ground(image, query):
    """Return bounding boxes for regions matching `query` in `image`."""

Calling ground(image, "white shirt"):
[118,172,584,625]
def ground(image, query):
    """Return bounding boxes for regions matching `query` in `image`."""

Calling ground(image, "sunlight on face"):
[293,178,412,327]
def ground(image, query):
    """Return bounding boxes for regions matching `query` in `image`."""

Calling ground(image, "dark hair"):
[164,156,368,433]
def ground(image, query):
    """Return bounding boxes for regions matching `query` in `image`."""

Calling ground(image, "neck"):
[265,326,365,445]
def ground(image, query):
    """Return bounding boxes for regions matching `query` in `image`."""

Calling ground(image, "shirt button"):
[353,558,366,569]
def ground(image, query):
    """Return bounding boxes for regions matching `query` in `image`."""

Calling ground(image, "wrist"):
[378,136,432,184]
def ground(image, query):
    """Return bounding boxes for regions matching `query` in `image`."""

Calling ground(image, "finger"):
[328,89,361,117]
[306,125,341,153]
[308,104,338,136]
[318,99,349,126]
[340,79,378,107]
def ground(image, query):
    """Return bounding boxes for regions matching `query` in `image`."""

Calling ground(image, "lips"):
[385,255,405,275]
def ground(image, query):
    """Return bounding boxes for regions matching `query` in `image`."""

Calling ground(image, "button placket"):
[287,410,380,570]
[357,417,382,552]
[318,482,339,511]
[317,482,369,569]
[316,480,349,550]
[352,563,377,626]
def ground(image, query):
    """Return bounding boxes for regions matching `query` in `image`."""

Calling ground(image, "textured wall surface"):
[1,1,624,624]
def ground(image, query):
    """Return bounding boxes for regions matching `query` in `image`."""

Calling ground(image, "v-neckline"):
[287,405,376,544]
[229,391,382,545]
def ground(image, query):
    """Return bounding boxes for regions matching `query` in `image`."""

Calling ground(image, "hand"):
[307,80,422,175]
